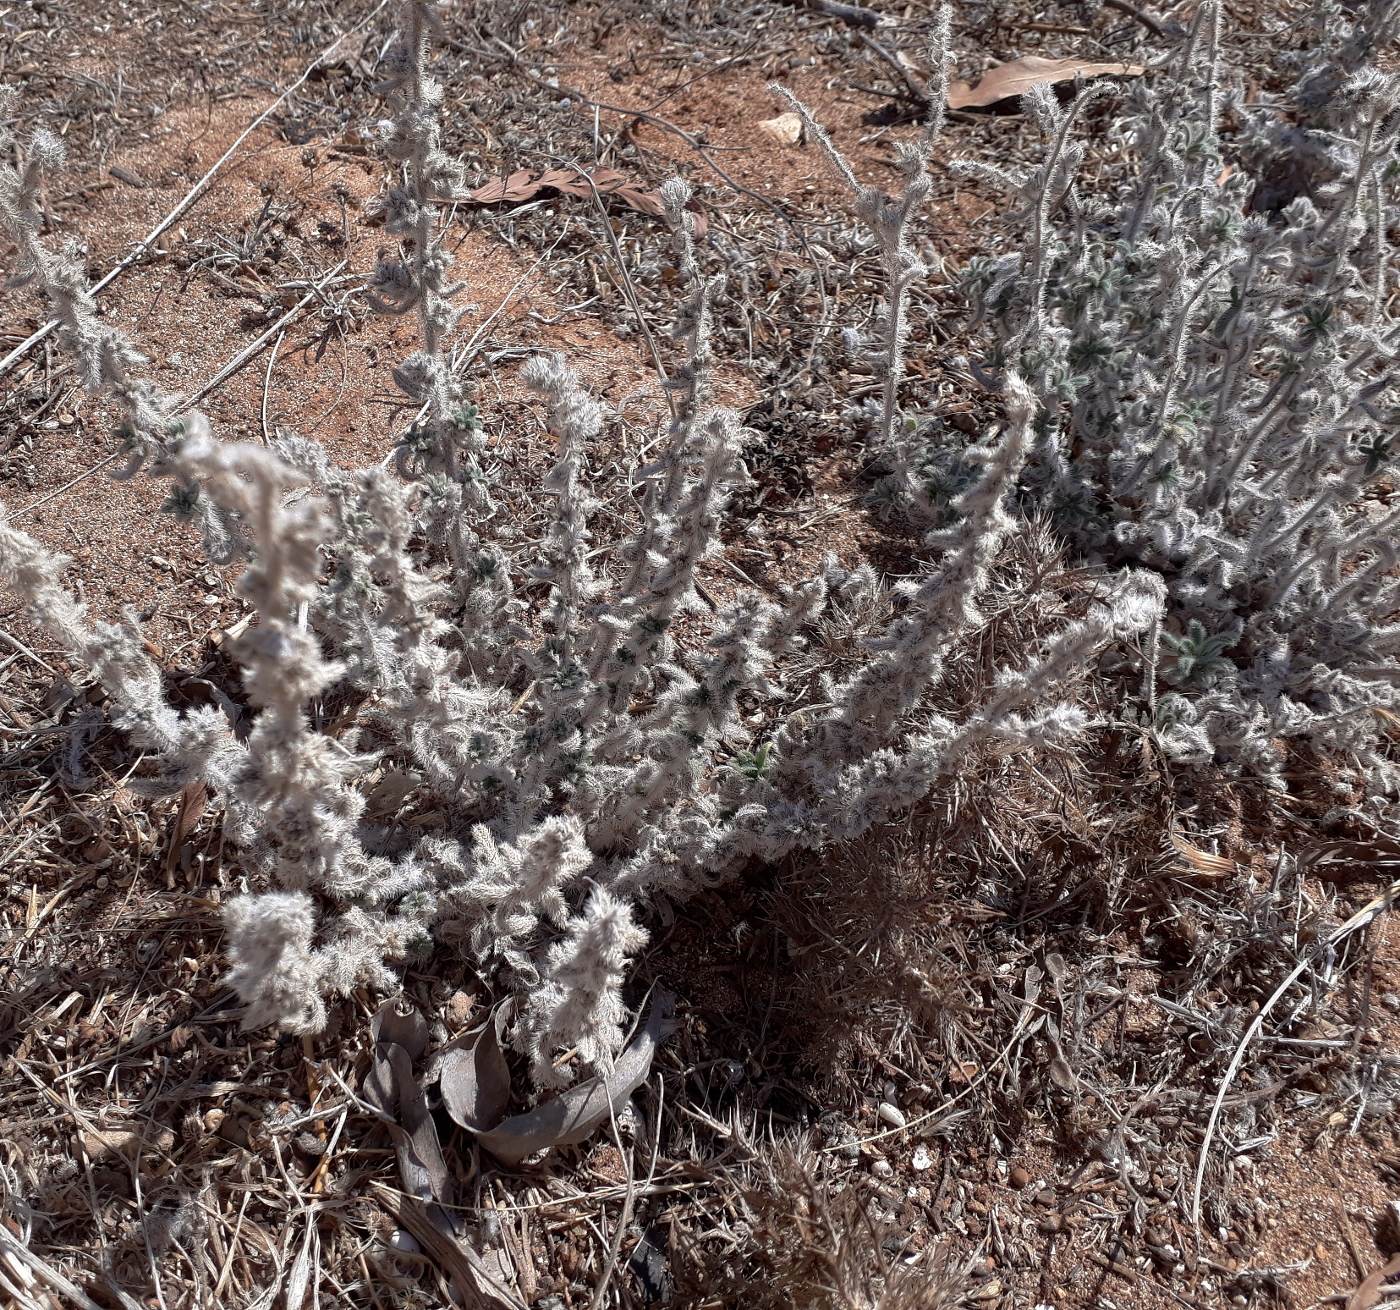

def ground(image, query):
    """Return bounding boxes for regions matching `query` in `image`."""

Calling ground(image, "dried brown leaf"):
[948,55,1144,110]
[464,168,704,232]
[1048,1057,1078,1092]
[364,1000,451,1224]
[438,1006,512,1133]
[163,781,208,881]
[1348,1253,1400,1310]
[473,990,675,1166]
[371,995,430,1062]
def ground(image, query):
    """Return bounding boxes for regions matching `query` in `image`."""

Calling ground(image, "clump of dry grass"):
[668,1142,976,1309]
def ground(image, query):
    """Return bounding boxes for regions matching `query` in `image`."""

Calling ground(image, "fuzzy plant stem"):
[772,6,952,477]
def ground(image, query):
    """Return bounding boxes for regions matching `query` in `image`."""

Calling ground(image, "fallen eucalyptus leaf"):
[948,56,1144,110]
[462,168,708,234]
[364,999,454,1232]
[438,1006,512,1133]
[474,990,675,1166]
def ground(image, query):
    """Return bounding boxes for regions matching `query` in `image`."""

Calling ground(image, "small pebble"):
[877,1103,906,1129]
[1009,1164,1031,1189]
[871,1159,893,1178]
[387,1229,421,1255]
[911,1144,932,1171]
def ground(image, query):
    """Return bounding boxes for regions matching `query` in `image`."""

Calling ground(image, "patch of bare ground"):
[2,0,1398,1308]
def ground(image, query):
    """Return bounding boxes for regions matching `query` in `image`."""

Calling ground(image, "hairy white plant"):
[773,6,953,503]
[222,892,325,1033]
[521,888,649,1088]
[957,1,1400,797]
[0,1,1164,1081]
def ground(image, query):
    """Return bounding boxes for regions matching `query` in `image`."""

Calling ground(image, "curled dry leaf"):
[364,999,526,1309]
[363,998,452,1227]
[437,1005,512,1133]
[1043,1016,1079,1091]
[463,168,708,235]
[948,55,1145,110]
[473,989,676,1167]
[371,994,430,1062]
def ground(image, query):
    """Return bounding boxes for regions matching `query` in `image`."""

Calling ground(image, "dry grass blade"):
[1169,827,1239,880]
[1302,837,1400,884]
[372,1185,527,1310]
[0,1223,106,1310]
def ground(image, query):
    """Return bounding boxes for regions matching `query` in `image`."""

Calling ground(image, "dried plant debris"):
[947,55,1146,110]
[463,165,709,233]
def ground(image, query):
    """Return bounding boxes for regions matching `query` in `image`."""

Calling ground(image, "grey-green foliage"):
[0,2,1162,1086]
[957,1,1400,795]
